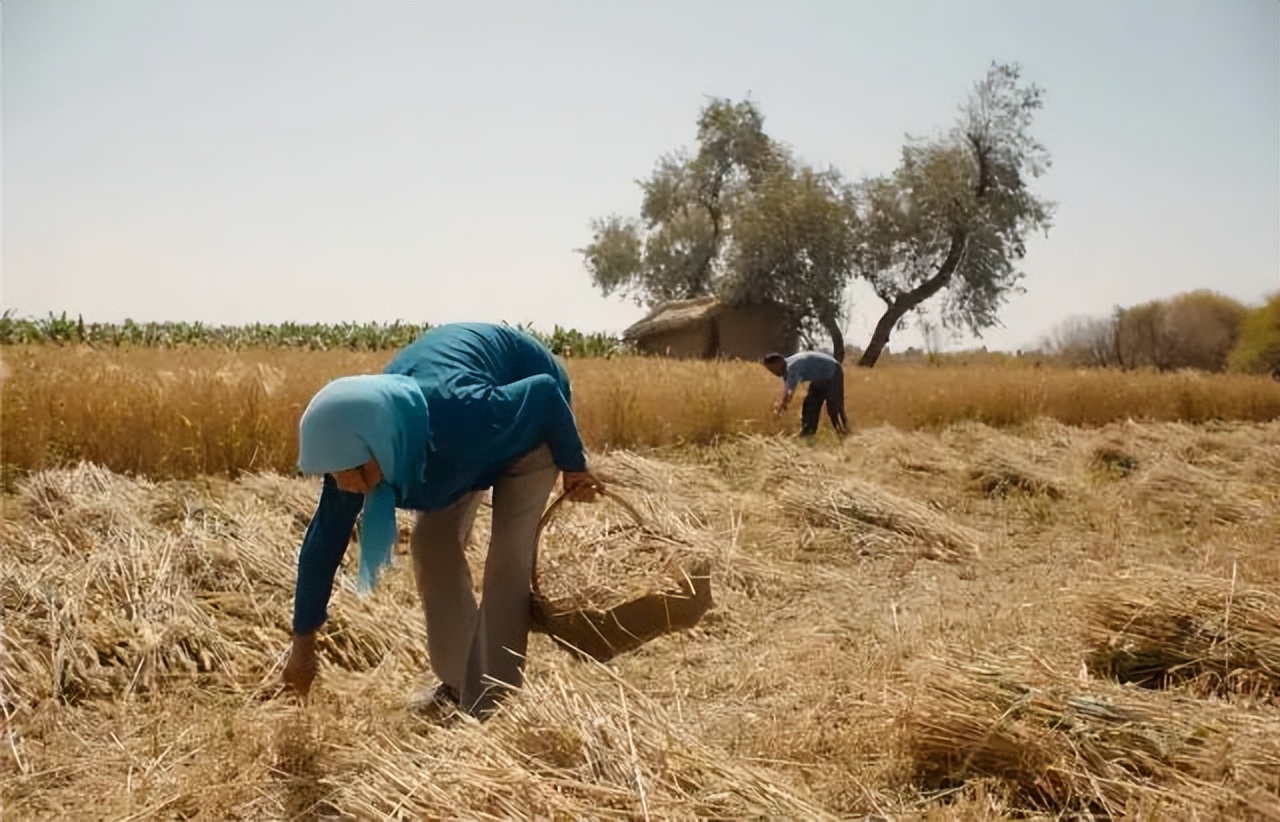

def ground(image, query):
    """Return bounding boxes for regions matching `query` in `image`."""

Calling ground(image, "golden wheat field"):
[2,346,1279,480]
[2,348,1280,820]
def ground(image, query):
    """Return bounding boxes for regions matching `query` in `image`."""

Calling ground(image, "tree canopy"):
[582,63,1053,365]
[850,63,1053,366]
[580,99,857,358]
[1226,292,1280,376]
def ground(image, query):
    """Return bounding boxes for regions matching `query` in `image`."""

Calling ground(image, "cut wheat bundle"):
[1,464,428,711]
[1081,567,1280,699]
[530,488,713,663]
[778,477,983,561]
[1130,458,1269,526]
[898,655,1280,820]
[310,666,838,820]
[967,454,1066,499]
[1087,439,1141,477]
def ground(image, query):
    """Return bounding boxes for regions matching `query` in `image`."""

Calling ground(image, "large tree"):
[581,99,857,359]
[1040,314,1120,368]
[723,166,858,359]
[850,63,1053,367]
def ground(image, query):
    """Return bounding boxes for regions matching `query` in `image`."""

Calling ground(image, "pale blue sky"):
[3,1,1277,352]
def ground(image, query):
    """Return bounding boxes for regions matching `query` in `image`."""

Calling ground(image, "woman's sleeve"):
[292,474,363,635]
[492,374,588,473]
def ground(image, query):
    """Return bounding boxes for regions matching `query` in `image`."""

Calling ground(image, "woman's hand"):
[562,470,605,502]
[282,632,319,697]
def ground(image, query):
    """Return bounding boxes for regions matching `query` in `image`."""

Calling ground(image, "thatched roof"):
[622,296,721,340]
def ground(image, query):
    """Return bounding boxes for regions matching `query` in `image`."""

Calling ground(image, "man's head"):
[762,353,787,378]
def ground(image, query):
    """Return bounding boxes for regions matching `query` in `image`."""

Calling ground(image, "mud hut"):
[622,297,797,360]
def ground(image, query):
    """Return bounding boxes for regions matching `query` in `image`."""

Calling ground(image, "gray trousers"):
[410,445,559,717]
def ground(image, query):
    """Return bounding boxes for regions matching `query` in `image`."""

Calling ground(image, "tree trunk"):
[858,232,967,368]
[1112,313,1127,370]
[820,316,845,363]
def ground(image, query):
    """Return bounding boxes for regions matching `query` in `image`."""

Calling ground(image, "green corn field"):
[0,311,623,357]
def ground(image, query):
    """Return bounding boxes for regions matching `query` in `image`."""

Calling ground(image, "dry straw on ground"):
[0,451,791,819]
[966,454,1067,499]
[1088,439,1142,477]
[3,421,1278,819]
[1081,568,1280,700]
[1128,458,1271,526]
[779,476,983,561]
[897,655,1279,820]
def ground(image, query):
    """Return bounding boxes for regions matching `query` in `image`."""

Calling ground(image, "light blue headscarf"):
[297,375,431,592]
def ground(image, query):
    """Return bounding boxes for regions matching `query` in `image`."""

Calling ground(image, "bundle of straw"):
[1087,439,1140,477]
[1,464,428,710]
[967,455,1066,499]
[779,477,982,561]
[1129,459,1268,526]
[1081,568,1280,699]
[898,655,1280,819]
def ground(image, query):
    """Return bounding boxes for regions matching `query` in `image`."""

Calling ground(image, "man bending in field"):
[763,351,849,438]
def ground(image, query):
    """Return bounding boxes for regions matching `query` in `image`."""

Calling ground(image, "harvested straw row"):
[897,655,1280,820]
[967,454,1067,499]
[1129,459,1271,526]
[2,654,837,820]
[1,459,730,711]
[846,424,968,479]
[1087,439,1142,477]
[1081,568,1280,699]
[698,434,831,492]
[778,477,983,560]
[318,668,839,820]
[0,462,833,820]
[590,450,707,498]
[1,463,426,710]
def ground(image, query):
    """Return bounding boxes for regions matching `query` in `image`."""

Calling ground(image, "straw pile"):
[967,454,1067,499]
[1087,440,1141,477]
[898,655,1280,820]
[1129,458,1270,526]
[4,420,1277,819]
[838,424,961,470]
[0,460,819,819]
[705,434,830,492]
[1082,568,1280,699]
[0,463,425,710]
[590,450,708,498]
[778,476,983,560]
[1,459,723,706]
[312,669,837,820]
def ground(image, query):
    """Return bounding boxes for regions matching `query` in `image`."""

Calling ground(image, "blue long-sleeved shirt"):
[783,351,840,392]
[292,323,587,635]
